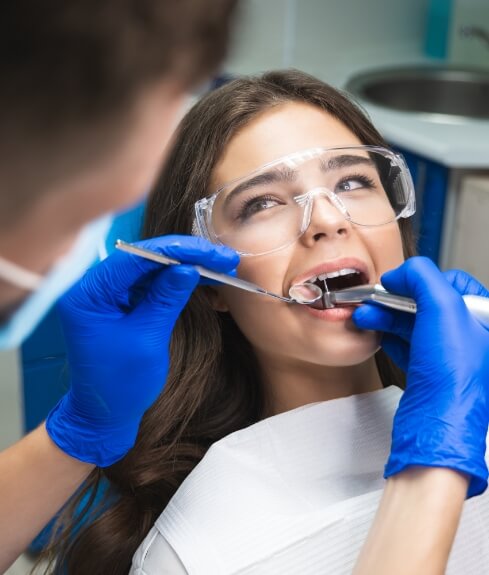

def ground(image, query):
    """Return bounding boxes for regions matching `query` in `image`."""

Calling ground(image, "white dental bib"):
[131,386,489,574]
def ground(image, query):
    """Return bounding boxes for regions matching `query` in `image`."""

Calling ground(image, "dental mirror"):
[288,282,323,304]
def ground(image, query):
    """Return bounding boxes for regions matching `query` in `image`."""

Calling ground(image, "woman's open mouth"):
[302,268,368,310]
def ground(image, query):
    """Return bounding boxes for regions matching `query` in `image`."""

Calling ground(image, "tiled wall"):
[225,0,292,73]
[449,0,489,69]
[292,0,428,78]
[226,0,429,81]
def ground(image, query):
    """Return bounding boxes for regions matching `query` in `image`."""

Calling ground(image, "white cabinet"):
[447,176,489,286]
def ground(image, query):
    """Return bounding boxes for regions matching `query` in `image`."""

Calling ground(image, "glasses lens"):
[207,148,411,255]
[326,149,405,226]
[209,165,306,255]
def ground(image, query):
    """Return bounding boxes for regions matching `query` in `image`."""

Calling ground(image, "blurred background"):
[2,0,489,572]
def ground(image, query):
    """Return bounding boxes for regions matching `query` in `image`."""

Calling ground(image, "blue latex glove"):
[45,235,239,467]
[353,256,489,497]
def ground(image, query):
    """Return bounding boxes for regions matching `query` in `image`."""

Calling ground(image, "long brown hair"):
[46,70,415,574]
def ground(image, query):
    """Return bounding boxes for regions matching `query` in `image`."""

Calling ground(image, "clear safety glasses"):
[193,146,416,257]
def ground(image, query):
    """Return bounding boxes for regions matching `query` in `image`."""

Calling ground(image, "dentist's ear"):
[203,286,230,312]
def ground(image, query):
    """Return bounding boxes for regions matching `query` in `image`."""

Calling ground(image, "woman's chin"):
[308,329,382,368]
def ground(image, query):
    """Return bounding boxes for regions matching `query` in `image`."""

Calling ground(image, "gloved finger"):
[123,265,238,309]
[136,236,239,272]
[136,264,200,326]
[353,303,415,342]
[70,251,160,311]
[380,333,410,372]
[444,269,489,298]
[71,235,239,310]
[380,256,463,312]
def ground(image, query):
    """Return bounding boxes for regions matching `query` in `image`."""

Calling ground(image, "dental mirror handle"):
[115,240,292,303]
[191,266,291,302]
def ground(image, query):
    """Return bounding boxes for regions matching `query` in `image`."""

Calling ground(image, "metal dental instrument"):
[326,283,489,327]
[321,277,331,310]
[324,284,417,312]
[115,240,323,304]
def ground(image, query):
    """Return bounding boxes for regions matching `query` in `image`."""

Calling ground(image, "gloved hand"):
[45,235,239,467]
[353,256,489,497]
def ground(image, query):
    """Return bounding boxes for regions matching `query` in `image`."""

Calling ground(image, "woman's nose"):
[301,191,351,245]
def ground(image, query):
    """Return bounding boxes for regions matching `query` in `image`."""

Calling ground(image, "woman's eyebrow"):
[221,155,375,207]
[223,167,297,207]
[319,155,375,171]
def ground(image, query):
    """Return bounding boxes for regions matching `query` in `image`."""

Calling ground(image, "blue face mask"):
[0,215,113,349]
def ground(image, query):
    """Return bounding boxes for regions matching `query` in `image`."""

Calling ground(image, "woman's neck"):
[257,353,383,416]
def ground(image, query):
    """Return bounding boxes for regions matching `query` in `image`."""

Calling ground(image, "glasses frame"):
[192,145,416,257]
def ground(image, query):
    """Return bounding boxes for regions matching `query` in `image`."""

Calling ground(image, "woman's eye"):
[336,176,375,193]
[238,196,281,219]
[337,178,363,192]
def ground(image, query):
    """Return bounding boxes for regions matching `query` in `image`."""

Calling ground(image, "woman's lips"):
[301,303,357,322]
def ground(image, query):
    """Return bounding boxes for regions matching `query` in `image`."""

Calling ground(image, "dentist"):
[0,2,239,571]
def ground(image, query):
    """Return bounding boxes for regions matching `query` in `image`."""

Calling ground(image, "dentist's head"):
[0,0,239,345]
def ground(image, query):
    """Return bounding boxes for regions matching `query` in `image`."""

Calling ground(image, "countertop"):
[352,99,489,170]
[316,51,489,170]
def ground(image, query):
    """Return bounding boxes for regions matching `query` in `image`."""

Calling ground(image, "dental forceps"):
[324,283,489,327]
[322,284,417,312]
[115,240,323,304]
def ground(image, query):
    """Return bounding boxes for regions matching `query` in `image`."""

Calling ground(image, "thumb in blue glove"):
[353,256,489,497]
[46,235,239,467]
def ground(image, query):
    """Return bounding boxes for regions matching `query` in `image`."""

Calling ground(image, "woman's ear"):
[203,286,230,312]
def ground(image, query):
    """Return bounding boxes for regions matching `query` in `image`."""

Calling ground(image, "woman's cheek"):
[362,226,404,277]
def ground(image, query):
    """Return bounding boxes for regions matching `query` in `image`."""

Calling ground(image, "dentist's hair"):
[0,0,239,225]
[46,70,415,574]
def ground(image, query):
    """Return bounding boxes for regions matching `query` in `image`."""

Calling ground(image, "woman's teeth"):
[307,268,360,283]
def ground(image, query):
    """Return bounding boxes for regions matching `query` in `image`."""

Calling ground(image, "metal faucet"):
[460,26,489,50]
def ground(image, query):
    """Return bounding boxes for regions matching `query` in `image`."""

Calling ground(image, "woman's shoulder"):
[130,526,188,575]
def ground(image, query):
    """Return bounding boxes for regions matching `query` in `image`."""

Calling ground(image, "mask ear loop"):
[0,254,43,291]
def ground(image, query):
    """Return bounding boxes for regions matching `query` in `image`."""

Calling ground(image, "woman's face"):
[210,102,405,374]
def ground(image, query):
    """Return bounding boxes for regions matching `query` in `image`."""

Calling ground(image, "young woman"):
[47,71,489,574]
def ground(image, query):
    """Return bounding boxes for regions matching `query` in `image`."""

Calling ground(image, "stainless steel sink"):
[345,66,489,120]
